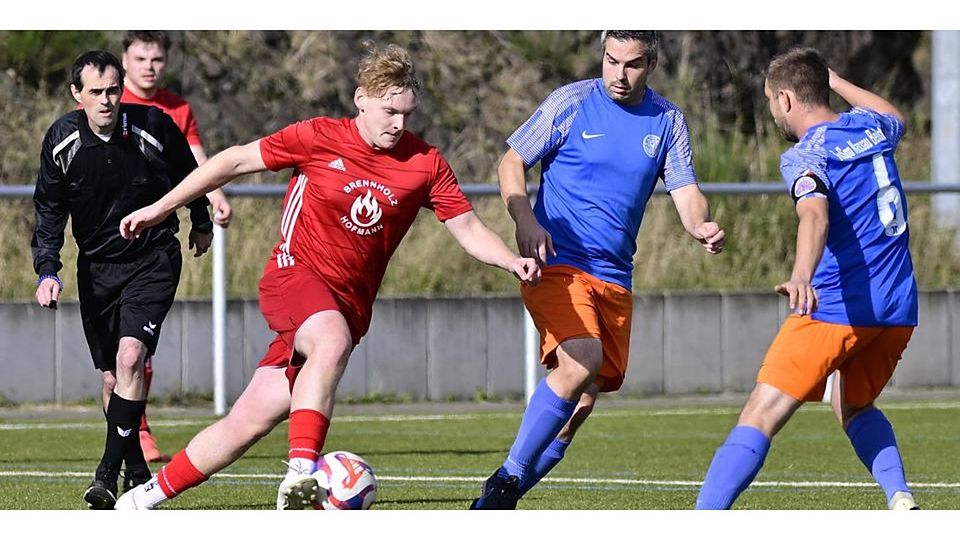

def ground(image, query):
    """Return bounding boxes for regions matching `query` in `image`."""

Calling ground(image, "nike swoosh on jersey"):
[581,131,605,140]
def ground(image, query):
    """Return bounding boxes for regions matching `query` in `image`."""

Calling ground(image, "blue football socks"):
[846,408,910,503]
[518,438,571,495]
[501,379,577,486]
[695,425,771,509]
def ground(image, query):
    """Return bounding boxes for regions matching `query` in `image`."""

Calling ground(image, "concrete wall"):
[1,291,956,404]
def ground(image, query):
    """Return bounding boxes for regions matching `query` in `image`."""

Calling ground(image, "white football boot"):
[276,460,320,510]
[114,489,142,510]
[888,491,919,510]
[114,476,165,510]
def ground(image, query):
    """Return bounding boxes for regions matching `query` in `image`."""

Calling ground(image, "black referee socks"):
[99,392,147,478]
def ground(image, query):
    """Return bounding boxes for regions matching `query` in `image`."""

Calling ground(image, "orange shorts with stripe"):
[521,264,632,393]
[757,315,913,407]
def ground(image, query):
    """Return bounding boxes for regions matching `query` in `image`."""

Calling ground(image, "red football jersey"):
[259,117,473,325]
[121,87,203,145]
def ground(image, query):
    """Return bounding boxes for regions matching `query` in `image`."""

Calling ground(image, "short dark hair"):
[70,50,124,90]
[601,31,658,62]
[765,47,830,107]
[122,31,172,53]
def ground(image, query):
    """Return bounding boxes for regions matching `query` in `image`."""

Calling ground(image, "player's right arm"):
[498,148,554,265]
[828,68,906,126]
[500,82,592,265]
[120,140,266,240]
[31,128,69,308]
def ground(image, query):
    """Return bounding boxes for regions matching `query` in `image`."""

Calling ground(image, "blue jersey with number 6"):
[780,107,917,327]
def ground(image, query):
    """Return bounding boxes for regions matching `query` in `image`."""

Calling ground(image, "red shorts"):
[256,335,290,369]
[255,335,303,390]
[258,261,363,369]
[757,315,914,407]
[521,265,633,392]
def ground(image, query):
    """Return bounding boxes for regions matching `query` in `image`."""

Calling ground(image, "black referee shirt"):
[31,103,212,277]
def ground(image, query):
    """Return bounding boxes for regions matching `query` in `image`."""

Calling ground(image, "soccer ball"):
[312,450,377,510]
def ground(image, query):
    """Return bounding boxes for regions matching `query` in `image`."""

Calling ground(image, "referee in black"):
[31,50,213,509]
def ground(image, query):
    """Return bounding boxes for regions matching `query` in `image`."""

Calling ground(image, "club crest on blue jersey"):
[642,134,661,158]
[793,174,818,198]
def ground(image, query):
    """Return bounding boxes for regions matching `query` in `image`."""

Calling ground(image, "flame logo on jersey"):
[341,180,397,236]
[350,190,383,228]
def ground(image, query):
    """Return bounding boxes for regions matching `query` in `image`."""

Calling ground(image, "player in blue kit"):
[471,31,726,509]
[695,47,919,510]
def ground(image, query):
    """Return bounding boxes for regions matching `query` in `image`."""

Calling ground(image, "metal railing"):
[7,180,960,199]
[6,180,960,411]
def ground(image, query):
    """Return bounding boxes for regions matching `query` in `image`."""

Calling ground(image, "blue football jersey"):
[507,79,698,290]
[780,107,917,327]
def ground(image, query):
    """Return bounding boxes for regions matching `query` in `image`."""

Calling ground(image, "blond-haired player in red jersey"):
[114,41,539,510]
[120,31,233,463]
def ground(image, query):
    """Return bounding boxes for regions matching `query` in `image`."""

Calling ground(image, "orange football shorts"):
[521,264,632,392]
[757,315,913,407]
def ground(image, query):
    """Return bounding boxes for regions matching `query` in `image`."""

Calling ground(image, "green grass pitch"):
[1,399,958,510]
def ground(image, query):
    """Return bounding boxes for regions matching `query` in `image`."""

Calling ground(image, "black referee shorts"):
[76,238,183,372]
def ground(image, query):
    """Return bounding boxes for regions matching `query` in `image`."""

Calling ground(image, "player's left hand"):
[694,221,725,254]
[775,279,818,315]
[509,256,541,286]
[189,229,213,257]
[209,193,233,228]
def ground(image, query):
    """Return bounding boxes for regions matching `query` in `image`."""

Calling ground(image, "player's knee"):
[557,355,602,383]
[296,334,351,369]
[114,350,143,374]
[305,343,352,371]
[115,340,147,373]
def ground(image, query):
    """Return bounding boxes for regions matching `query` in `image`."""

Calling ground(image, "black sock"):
[99,392,146,479]
[123,433,150,477]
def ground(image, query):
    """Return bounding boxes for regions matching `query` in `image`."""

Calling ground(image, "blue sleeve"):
[661,108,698,191]
[851,107,905,148]
[506,80,595,166]
[780,144,830,202]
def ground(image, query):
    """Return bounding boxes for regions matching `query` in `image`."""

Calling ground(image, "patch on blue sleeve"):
[790,171,829,204]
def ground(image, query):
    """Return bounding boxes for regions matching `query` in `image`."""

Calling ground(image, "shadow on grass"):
[374,497,476,507]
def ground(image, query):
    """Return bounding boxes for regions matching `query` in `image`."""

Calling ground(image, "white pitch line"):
[1,400,958,431]
[1,470,958,490]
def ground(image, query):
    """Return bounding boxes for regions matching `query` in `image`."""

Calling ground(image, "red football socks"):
[288,409,331,461]
[157,450,208,498]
